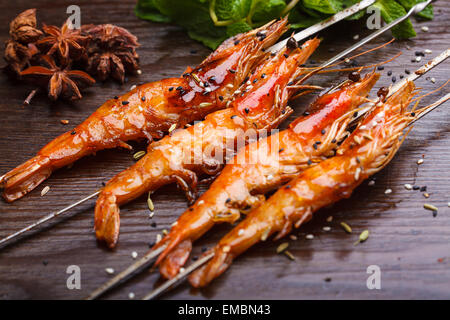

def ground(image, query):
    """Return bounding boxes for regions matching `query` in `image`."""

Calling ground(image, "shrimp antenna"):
[0,0,439,297]
[139,79,450,302]
[0,0,386,254]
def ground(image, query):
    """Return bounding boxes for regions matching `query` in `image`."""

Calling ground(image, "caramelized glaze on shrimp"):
[155,71,380,278]
[94,38,321,248]
[0,19,288,202]
[189,81,417,287]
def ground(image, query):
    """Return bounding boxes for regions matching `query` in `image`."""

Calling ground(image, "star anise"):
[37,19,89,62]
[82,24,140,83]
[20,55,95,101]
[4,40,39,75]
[9,9,43,44]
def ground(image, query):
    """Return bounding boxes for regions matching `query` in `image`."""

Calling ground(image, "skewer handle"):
[85,244,166,300]
[0,190,100,249]
[269,0,377,53]
[142,252,214,300]
[320,0,434,69]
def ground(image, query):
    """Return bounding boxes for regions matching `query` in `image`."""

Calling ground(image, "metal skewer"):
[141,78,450,301]
[85,2,405,300]
[0,0,379,252]
[269,0,376,53]
[0,190,100,249]
[142,252,215,300]
[87,2,443,300]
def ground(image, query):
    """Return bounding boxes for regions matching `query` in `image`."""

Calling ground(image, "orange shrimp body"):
[155,72,379,279]
[189,81,416,287]
[0,19,288,202]
[94,38,321,248]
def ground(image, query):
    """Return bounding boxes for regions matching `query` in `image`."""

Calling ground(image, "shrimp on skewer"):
[0,19,288,203]
[154,71,380,279]
[95,38,321,248]
[189,81,420,287]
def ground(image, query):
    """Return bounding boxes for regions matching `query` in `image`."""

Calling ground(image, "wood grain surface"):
[0,0,449,300]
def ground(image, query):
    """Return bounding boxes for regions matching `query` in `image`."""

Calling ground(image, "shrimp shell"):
[0,18,289,202]
[94,38,320,248]
[155,72,380,278]
[189,81,417,287]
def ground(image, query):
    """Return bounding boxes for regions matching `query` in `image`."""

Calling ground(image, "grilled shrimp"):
[95,38,320,248]
[0,19,288,202]
[155,71,379,278]
[189,81,418,287]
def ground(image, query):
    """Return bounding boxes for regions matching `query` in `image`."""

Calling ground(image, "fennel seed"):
[340,222,352,234]
[423,203,438,212]
[133,150,146,161]
[276,242,289,253]
[147,192,154,212]
[284,250,296,260]
[354,230,369,245]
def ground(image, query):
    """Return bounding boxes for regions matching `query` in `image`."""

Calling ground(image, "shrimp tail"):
[0,155,52,202]
[189,248,233,288]
[95,192,121,248]
[158,239,193,279]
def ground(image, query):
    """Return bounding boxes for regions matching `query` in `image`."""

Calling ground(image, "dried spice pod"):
[82,24,140,83]
[4,40,39,75]
[37,19,90,62]
[20,55,95,101]
[9,8,43,44]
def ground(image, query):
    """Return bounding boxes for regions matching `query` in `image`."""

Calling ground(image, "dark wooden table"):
[0,0,449,300]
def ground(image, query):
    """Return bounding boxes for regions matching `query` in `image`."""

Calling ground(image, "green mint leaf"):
[396,0,433,20]
[226,21,253,37]
[215,0,252,21]
[135,0,171,23]
[372,0,416,39]
[251,0,287,24]
[302,0,343,15]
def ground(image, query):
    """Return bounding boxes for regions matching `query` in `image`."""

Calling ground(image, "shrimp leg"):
[155,71,379,278]
[0,19,289,202]
[189,81,417,287]
[95,38,321,248]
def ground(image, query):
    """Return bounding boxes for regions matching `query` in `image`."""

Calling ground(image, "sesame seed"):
[430,77,436,84]
[131,251,138,259]
[60,119,69,125]
[368,180,375,186]
[424,49,432,54]
[128,292,135,299]
[41,186,50,197]
[353,34,359,40]
[421,26,429,32]
[289,235,297,240]
[137,69,142,75]
[417,158,424,165]
[223,246,231,253]
[130,85,136,90]
[105,268,115,275]
[404,184,413,190]
[323,226,331,232]
[415,56,422,62]
[238,229,244,236]
[385,188,392,194]
[156,234,162,243]
[306,234,314,240]
[168,123,177,132]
